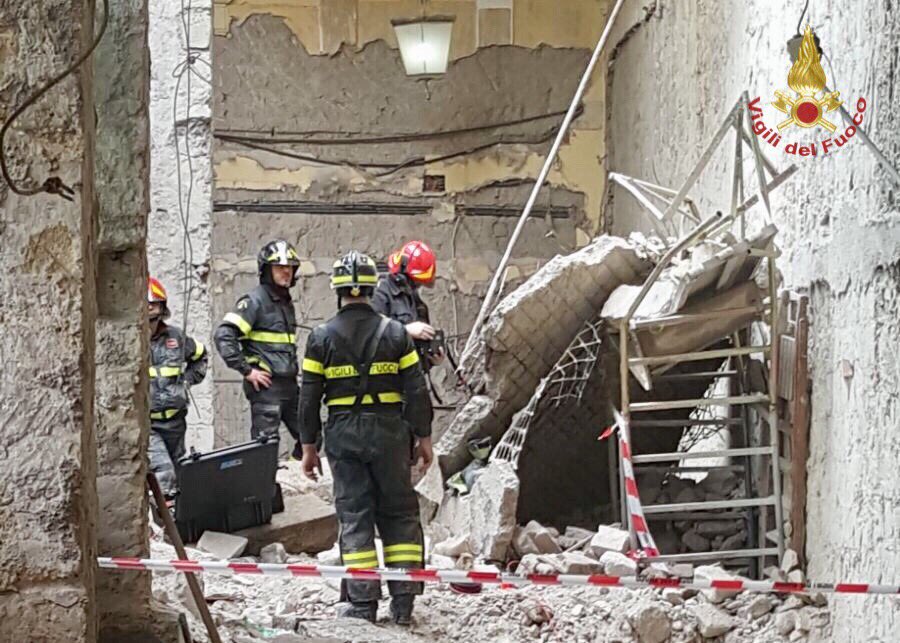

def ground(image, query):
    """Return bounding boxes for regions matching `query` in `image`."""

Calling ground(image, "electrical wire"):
[0,0,109,200]
[217,130,558,178]
[795,0,810,34]
[213,107,577,146]
[173,0,203,418]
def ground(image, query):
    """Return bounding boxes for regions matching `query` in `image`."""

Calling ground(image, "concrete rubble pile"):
[155,509,830,643]
[636,469,751,555]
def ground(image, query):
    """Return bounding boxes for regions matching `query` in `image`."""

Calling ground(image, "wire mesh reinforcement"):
[492,319,606,467]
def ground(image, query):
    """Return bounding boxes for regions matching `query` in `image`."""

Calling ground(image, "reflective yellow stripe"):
[149,366,183,378]
[383,544,423,554]
[327,395,375,406]
[150,408,181,420]
[383,554,424,564]
[246,356,272,373]
[323,362,399,379]
[325,391,402,406]
[325,365,358,379]
[331,274,378,285]
[247,330,295,344]
[370,361,400,375]
[223,312,252,336]
[342,550,378,562]
[399,350,420,370]
[191,342,205,361]
[346,560,379,569]
[302,358,325,375]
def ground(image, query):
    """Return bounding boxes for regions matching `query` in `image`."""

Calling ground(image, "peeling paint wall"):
[210,0,613,446]
[606,2,900,640]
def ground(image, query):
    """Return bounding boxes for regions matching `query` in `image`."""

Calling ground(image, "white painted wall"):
[148,0,214,450]
[607,2,900,640]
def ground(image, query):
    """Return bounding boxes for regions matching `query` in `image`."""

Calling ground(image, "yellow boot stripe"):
[346,559,379,569]
[342,550,378,562]
[384,554,424,564]
[383,543,423,554]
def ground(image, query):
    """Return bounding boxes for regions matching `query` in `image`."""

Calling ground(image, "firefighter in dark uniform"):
[298,251,433,625]
[373,240,444,407]
[372,240,441,349]
[214,239,302,455]
[147,277,208,497]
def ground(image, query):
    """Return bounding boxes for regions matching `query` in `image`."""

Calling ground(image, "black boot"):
[390,594,415,626]
[336,601,377,623]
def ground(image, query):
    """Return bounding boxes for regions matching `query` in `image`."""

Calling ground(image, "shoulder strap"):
[325,316,391,412]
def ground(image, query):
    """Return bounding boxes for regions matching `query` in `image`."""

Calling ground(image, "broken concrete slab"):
[197,531,249,559]
[316,543,341,566]
[432,534,473,558]
[468,462,520,560]
[627,603,671,643]
[781,548,800,573]
[413,459,445,523]
[556,552,605,575]
[235,495,337,556]
[588,525,631,557]
[559,526,595,550]
[432,461,519,561]
[599,551,637,576]
[693,602,735,638]
[440,237,649,475]
[260,542,288,564]
[513,520,562,556]
[695,564,743,603]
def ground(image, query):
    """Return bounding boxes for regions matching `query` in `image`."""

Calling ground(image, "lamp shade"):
[393,20,453,76]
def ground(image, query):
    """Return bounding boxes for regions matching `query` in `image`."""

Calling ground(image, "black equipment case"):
[175,435,280,543]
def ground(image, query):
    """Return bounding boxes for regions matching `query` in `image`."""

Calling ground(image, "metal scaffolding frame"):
[610,93,795,572]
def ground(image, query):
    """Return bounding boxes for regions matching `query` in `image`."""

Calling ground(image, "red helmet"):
[148,277,168,303]
[388,240,436,285]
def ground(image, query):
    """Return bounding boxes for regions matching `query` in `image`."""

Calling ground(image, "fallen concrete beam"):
[439,236,648,475]
[235,495,338,556]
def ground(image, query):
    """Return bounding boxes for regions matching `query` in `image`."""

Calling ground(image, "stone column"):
[92,0,182,641]
[0,1,98,640]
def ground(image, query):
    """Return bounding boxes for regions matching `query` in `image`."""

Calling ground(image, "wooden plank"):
[790,296,811,567]
[779,335,796,401]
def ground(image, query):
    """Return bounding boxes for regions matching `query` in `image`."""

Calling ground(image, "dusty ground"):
[143,462,836,642]
[152,536,833,643]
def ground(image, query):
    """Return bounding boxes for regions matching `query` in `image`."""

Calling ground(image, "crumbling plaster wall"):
[209,0,613,446]
[0,2,98,639]
[149,0,215,451]
[606,1,900,640]
[94,1,184,640]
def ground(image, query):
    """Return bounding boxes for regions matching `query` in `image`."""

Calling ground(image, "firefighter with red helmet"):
[373,240,444,365]
[147,277,208,497]
[214,240,303,455]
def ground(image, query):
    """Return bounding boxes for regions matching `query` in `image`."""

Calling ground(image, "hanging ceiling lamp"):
[392,1,453,76]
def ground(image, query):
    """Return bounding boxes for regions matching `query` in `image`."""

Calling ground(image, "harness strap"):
[325,316,391,414]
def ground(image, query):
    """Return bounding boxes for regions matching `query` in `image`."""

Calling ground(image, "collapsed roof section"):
[435,236,650,475]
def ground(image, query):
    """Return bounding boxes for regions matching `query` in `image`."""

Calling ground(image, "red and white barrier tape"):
[614,409,660,557]
[600,409,659,558]
[97,557,899,596]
